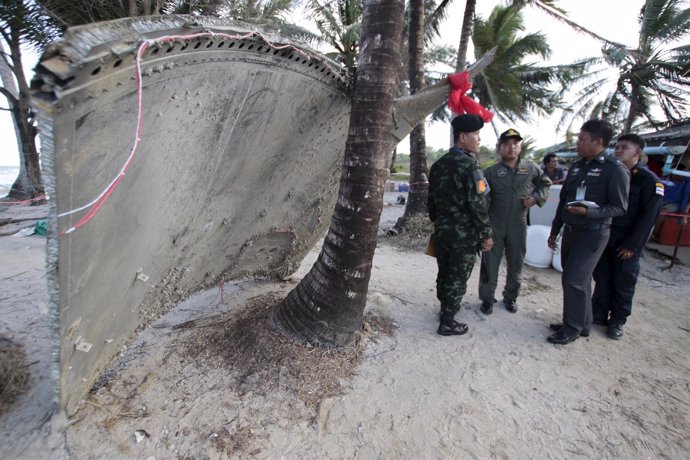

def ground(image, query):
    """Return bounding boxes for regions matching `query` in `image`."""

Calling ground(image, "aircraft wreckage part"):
[31,16,353,414]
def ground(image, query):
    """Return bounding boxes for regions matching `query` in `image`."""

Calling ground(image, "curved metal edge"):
[32,15,353,107]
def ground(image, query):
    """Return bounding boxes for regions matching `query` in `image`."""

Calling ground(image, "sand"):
[1,194,689,459]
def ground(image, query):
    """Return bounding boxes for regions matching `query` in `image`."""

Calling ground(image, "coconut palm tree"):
[274,0,405,347]
[395,0,483,225]
[454,0,476,71]
[471,4,588,125]
[0,0,60,201]
[391,0,429,230]
[306,0,362,69]
[560,0,690,133]
[39,0,303,27]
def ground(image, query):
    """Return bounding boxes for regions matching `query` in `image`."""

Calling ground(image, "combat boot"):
[437,312,468,336]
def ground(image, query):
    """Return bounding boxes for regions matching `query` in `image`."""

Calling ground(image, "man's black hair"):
[617,133,645,149]
[580,119,614,146]
[543,152,557,165]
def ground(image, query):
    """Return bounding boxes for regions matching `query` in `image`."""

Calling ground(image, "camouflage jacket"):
[428,147,492,247]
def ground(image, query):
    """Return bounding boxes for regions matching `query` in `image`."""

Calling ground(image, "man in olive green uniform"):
[428,114,494,336]
[479,129,552,315]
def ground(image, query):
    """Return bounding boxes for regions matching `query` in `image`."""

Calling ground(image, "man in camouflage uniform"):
[428,114,494,336]
[479,129,552,315]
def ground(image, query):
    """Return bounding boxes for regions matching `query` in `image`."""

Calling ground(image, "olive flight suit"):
[428,147,492,317]
[550,152,630,335]
[479,160,551,306]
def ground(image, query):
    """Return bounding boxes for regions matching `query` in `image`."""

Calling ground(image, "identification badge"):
[576,181,586,201]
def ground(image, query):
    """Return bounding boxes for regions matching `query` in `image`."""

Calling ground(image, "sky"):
[415,0,647,154]
[0,0,648,166]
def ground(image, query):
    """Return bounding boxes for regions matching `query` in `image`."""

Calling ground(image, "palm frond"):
[653,2,690,45]
[528,0,630,51]
[424,0,452,42]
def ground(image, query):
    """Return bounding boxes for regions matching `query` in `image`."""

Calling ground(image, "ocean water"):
[0,165,19,196]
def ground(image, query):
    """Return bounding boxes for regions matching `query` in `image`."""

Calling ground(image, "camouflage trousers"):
[435,238,478,316]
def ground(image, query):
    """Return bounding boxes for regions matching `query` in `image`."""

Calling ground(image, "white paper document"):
[567,200,600,209]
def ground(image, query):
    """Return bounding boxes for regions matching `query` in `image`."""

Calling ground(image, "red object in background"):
[447,72,494,122]
[657,214,690,246]
[646,156,664,178]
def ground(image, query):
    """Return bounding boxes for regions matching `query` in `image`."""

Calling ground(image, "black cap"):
[451,114,484,134]
[499,128,523,143]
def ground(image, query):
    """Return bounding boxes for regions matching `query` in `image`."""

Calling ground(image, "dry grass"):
[0,336,30,416]
[181,293,397,408]
[385,215,433,253]
[76,294,398,457]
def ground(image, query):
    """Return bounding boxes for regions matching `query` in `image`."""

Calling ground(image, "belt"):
[565,223,610,231]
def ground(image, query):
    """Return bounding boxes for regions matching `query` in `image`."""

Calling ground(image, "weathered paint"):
[31,16,352,414]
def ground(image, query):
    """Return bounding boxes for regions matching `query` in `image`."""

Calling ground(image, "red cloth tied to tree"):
[448,71,494,122]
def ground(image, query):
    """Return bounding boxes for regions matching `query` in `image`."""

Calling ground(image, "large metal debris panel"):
[31,16,353,414]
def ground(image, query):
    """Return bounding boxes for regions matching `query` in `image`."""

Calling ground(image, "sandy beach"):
[1,194,689,459]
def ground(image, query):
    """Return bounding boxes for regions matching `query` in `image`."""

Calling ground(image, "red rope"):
[58,32,312,236]
[1,194,47,206]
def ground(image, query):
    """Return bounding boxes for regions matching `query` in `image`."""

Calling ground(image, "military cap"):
[499,128,523,143]
[451,114,484,133]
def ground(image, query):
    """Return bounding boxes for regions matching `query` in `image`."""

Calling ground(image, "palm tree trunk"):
[395,0,428,229]
[456,0,477,71]
[274,0,405,347]
[623,82,641,133]
[0,41,24,198]
[389,146,397,172]
[3,24,43,201]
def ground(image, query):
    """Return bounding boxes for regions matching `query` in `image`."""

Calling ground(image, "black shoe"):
[548,323,589,337]
[480,300,493,315]
[547,328,580,345]
[504,299,518,313]
[592,318,609,326]
[437,320,469,336]
[607,322,624,340]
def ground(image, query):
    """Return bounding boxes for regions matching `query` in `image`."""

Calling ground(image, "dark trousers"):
[592,245,640,325]
[560,227,609,333]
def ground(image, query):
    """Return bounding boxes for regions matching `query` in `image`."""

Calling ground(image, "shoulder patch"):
[472,169,488,194]
[655,182,665,196]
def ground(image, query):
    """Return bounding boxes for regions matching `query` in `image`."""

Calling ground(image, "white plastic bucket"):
[525,225,554,268]
[530,184,561,226]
